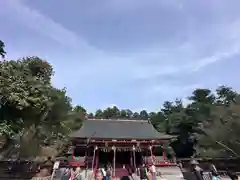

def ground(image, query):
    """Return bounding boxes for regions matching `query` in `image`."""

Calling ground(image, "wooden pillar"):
[130,150,133,167]
[162,150,166,161]
[149,145,153,164]
[92,148,95,171]
[85,147,88,178]
[143,149,146,164]
[71,145,75,161]
[92,146,98,171]
[161,143,167,162]
[132,146,136,171]
[96,149,99,169]
[112,146,116,177]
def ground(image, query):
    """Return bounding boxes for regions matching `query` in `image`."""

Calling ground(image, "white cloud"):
[3,0,240,110]
[104,0,184,12]
[5,0,234,81]
[131,21,240,79]
[144,83,202,97]
[4,0,102,55]
[100,104,118,110]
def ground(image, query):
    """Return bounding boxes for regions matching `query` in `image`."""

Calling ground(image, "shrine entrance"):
[115,151,131,168]
[98,150,114,167]
[135,151,142,166]
[70,119,174,171]
[97,149,142,169]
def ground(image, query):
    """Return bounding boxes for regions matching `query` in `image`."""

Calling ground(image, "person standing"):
[106,167,112,180]
[101,168,107,180]
[209,164,220,180]
[96,171,104,180]
[227,169,238,180]
[150,163,156,180]
[139,164,148,180]
[147,166,153,180]
[190,160,204,180]
[61,166,71,180]
[74,167,84,180]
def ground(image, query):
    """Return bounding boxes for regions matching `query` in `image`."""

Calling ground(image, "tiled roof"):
[69,119,172,140]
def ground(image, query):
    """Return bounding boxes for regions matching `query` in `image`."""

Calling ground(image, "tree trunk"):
[0,134,7,149]
[19,125,40,157]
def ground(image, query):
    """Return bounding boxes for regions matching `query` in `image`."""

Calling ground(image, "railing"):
[31,176,51,180]
[153,157,176,166]
[179,158,240,172]
[70,156,86,167]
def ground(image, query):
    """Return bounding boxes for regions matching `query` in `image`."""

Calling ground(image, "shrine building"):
[69,118,175,177]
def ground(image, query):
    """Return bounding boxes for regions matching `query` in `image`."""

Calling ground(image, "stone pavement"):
[80,169,231,180]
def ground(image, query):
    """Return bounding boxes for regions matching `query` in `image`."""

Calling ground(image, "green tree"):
[216,86,237,105]
[125,109,133,118]
[73,105,87,116]
[189,88,215,104]
[139,110,149,120]
[0,56,77,157]
[95,109,103,118]
[102,106,120,119]
[197,91,240,157]
[111,106,121,118]
[149,111,165,132]
[0,40,6,58]
[132,112,140,119]
[88,113,94,118]
[120,110,127,118]
[0,57,54,136]
[102,107,113,119]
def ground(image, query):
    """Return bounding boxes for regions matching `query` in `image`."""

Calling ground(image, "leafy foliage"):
[0,40,6,58]
[88,87,240,158]
[1,40,239,159]
[0,51,85,157]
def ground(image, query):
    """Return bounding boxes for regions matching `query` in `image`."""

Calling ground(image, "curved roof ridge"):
[70,118,173,140]
[88,118,149,122]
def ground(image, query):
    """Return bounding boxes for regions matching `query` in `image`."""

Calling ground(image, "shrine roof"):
[69,119,172,140]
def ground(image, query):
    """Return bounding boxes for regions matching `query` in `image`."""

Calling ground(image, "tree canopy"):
[0,52,84,157]
[0,40,239,159]
[0,40,6,58]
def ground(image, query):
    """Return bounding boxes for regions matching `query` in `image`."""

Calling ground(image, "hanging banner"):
[98,146,142,152]
[67,146,74,154]
[53,161,60,170]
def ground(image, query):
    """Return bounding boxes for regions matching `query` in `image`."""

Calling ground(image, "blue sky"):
[1,0,240,112]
